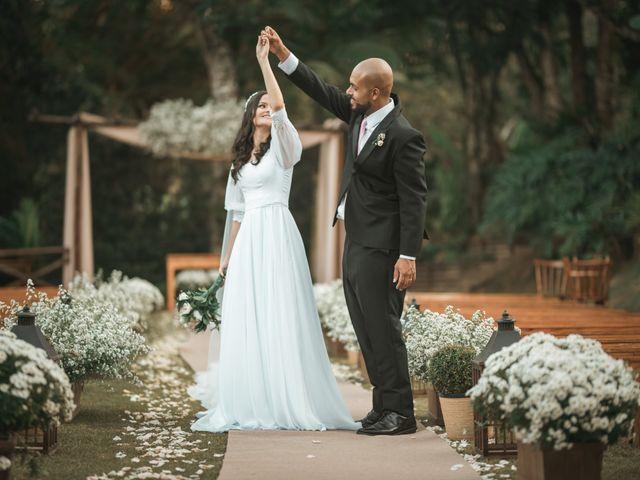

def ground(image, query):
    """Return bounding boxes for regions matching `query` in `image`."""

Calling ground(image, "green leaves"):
[482,123,640,258]
[426,344,476,397]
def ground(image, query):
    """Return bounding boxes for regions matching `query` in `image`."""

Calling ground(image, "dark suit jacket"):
[286,60,428,258]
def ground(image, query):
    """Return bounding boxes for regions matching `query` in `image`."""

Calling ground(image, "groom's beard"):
[350,97,372,115]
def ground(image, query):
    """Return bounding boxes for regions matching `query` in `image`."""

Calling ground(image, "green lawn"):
[9,313,227,480]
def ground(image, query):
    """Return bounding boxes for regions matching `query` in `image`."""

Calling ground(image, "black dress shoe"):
[356,411,417,436]
[356,409,383,428]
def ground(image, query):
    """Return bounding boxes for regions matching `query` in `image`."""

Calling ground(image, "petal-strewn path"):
[180,331,480,480]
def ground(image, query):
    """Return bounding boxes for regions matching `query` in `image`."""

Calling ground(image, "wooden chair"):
[563,256,612,305]
[534,259,567,299]
[165,253,220,311]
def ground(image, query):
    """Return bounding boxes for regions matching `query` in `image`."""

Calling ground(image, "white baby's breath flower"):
[0,456,11,471]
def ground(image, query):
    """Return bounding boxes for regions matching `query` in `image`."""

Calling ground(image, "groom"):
[264,27,428,435]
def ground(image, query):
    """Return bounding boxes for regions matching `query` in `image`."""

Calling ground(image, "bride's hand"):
[219,258,229,282]
[256,34,269,62]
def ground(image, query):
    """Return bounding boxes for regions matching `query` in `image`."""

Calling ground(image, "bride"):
[189,34,359,432]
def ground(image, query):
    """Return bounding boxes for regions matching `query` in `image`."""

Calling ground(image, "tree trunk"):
[514,44,545,119]
[566,0,588,114]
[596,0,616,131]
[464,65,504,227]
[539,20,563,119]
[196,26,238,102]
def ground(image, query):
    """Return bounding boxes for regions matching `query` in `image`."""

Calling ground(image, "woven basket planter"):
[634,409,640,448]
[439,395,474,441]
[517,442,605,480]
[322,330,348,359]
[0,434,16,480]
[357,351,369,382]
[347,349,359,367]
[410,376,429,396]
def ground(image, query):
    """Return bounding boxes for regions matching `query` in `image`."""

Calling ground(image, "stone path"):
[179,331,480,480]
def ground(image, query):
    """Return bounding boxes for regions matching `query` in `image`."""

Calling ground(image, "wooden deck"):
[409,292,640,368]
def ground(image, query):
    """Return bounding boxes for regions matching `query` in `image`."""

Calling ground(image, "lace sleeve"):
[224,169,244,222]
[270,108,303,170]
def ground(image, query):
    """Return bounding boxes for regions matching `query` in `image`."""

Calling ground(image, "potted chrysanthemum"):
[468,332,640,480]
[314,280,360,367]
[403,305,495,424]
[0,331,75,479]
[25,286,148,417]
[427,344,476,440]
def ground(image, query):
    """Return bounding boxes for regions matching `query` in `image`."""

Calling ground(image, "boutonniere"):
[373,132,386,147]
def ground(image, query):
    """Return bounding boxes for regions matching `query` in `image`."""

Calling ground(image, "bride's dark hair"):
[231,91,270,183]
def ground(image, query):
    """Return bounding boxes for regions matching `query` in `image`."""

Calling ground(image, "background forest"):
[1,0,639,297]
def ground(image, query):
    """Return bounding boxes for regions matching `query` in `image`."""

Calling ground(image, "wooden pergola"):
[25,111,347,287]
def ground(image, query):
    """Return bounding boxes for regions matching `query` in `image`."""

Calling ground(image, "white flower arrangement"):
[467,332,640,450]
[2,283,150,383]
[314,280,360,352]
[69,270,164,331]
[176,269,217,291]
[403,305,495,383]
[139,98,244,157]
[0,456,10,472]
[0,330,75,433]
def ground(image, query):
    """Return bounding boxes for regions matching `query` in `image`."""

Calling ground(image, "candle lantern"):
[472,310,521,456]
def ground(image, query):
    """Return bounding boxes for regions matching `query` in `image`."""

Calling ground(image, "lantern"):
[472,310,521,456]
[11,306,59,454]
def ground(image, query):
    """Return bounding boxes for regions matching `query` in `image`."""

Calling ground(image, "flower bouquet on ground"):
[176,275,225,332]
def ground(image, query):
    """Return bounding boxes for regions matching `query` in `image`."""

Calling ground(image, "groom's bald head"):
[352,58,394,98]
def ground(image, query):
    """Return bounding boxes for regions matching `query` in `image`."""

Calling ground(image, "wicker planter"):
[0,434,16,480]
[347,349,359,367]
[427,384,444,427]
[634,409,640,448]
[357,351,369,382]
[410,376,429,396]
[69,380,85,420]
[517,441,605,480]
[439,395,474,440]
[323,331,348,359]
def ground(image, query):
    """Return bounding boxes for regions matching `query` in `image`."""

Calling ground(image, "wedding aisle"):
[179,331,481,480]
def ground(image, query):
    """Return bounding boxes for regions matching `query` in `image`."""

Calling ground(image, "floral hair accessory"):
[244,91,263,112]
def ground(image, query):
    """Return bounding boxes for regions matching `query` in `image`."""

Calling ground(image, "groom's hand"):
[262,26,290,63]
[394,258,416,291]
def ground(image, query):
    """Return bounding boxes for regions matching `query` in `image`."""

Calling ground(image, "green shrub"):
[426,344,476,398]
[482,123,640,258]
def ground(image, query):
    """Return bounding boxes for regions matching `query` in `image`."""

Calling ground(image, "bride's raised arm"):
[256,35,284,112]
[256,35,302,169]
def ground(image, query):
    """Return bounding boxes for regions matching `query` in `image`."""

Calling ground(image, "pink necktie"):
[357,118,368,154]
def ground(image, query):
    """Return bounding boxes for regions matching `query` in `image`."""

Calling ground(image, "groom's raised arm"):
[264,27,352,123]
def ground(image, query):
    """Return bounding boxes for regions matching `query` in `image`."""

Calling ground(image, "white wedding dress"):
[189,108,359,432]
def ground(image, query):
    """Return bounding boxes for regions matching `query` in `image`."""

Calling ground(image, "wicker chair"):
[534,259,567,299]
[562,256,612,305]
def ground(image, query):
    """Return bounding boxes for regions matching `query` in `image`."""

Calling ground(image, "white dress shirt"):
[278,53,416,261]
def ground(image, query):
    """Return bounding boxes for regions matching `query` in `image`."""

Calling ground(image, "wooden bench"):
[0,246,69,287]
[165,253,220,311]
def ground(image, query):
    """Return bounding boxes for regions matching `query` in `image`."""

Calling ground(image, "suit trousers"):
[342,236,414,417]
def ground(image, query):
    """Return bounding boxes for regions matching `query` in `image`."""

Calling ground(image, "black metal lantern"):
[472,310,521,456]
[10,306,60,454]
[409,298,421,311]
[11,306,59,363]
